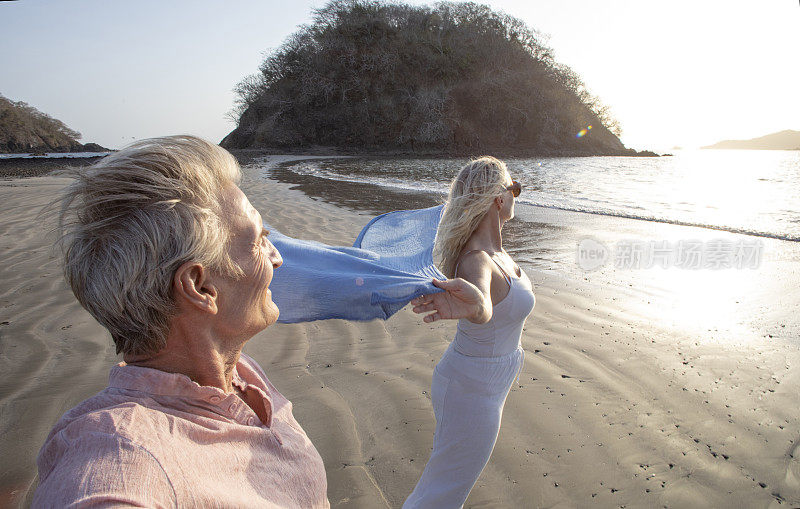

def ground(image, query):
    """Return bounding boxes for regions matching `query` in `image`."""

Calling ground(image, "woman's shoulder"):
[454,249,494,278]
[457,248,492,265]
[459,248,491,261]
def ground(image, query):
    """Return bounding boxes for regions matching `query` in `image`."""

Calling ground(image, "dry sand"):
[1,157,799,508]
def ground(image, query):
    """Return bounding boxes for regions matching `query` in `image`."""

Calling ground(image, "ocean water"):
[277,149,800,242]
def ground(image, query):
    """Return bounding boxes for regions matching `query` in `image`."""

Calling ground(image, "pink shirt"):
[33,353,329,508]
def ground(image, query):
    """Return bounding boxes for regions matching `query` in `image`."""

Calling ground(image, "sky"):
[1,0,797,151]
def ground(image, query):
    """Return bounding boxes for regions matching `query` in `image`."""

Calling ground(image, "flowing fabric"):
[265,205,446,323]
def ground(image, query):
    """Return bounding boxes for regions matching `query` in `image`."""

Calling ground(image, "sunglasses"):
[506,181,522,197]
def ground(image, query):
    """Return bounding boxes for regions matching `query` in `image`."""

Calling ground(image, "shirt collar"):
[107,356,274,427]
[108,358,272,403]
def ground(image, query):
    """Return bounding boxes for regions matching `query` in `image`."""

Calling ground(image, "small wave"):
[515,200,800,242]
[279,162,448,197]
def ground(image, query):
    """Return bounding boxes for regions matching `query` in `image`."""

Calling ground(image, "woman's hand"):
[411,278,492,324]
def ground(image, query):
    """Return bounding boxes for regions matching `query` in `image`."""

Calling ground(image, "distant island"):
[223,0,652,157]
[0,94,107,154]
[702,130,800,150]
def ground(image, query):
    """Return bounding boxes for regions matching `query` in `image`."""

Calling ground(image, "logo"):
[576,238,610,271]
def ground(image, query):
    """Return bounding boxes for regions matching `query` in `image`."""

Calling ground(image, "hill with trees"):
[0,94,105,153]
[222,0,636,156]
[701,130,800,150]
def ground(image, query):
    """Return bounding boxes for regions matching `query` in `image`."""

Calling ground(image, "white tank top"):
[452,252,536,357]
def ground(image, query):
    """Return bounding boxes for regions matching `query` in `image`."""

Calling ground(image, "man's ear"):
[173,261,219,315]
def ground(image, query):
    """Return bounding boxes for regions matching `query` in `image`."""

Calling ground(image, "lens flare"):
[575,125,593,138]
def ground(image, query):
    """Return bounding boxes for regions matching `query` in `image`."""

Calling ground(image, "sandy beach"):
[1,156,799,508]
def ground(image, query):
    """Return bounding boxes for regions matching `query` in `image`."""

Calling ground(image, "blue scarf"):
[266,205,446,323]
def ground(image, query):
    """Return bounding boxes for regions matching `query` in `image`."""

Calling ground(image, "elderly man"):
[33,136,329,507]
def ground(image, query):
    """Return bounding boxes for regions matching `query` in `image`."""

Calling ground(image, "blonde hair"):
[57,135,243,356]
[434,156,511,278]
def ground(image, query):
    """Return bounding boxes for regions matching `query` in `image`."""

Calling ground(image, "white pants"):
[403,342,524,509]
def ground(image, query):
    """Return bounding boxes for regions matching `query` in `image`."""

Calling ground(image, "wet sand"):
[1,156,799,507]
[0,156,103,179]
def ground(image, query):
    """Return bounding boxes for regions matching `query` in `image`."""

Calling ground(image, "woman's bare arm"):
[411,251,493,324]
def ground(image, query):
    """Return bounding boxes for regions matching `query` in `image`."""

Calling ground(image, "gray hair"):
[57,135,243,356]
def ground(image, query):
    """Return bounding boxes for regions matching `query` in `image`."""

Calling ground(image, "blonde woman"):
[404,157,535,508]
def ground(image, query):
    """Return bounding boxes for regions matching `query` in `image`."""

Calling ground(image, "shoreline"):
[0,156,797,507]
[0,156,104,180]
[267,155,800,244]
